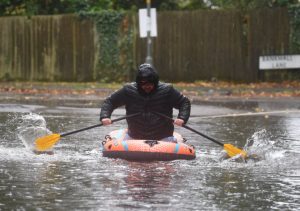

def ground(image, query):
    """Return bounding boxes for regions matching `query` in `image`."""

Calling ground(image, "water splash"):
[244,129,287,161]
[217,129,289,164]
[17,113,52,151]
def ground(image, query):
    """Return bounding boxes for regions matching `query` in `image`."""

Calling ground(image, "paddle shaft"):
[152,112,224,147]
[60,113,140,137]
[181,124,223,147]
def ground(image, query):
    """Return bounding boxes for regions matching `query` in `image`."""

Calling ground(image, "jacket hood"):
[135,64,159,92]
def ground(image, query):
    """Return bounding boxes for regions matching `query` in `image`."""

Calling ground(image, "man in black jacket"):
[100,63,191,141]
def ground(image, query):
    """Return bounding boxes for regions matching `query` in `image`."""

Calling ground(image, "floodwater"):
[0,102,299,210]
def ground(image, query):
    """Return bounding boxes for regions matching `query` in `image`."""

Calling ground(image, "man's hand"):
[101,118,112,126]
[174,118,184,127]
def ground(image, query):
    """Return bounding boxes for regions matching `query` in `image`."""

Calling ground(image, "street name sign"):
[259,55,300,70]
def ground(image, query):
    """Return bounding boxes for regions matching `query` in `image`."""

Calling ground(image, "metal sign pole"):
[145,0,152,65]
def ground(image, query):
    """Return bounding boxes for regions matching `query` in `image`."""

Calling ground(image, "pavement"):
[0,82,300,110]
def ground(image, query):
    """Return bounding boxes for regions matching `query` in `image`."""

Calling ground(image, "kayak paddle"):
[35,113,140,151]
[153,112,247,158]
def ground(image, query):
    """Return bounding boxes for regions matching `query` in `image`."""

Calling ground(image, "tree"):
[0,0,209,16]
[1,0,298,16]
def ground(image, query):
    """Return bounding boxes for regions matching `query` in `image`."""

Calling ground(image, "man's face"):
[140,81,155,93]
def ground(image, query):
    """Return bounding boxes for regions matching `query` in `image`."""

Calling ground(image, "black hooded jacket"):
[100,64,191,140]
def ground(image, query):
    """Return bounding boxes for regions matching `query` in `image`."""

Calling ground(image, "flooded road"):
[0,102,299,210]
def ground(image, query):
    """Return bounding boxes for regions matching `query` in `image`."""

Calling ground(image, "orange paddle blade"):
[224,144,247,158]
[35,134,61,151]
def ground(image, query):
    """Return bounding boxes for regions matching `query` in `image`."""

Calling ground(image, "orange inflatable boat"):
[102,129,196,161]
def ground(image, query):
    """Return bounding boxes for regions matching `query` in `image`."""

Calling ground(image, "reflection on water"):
[123,162,174,204]
[0,104,299,210]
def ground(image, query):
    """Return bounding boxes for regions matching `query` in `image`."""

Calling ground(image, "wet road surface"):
[0,101,299,210]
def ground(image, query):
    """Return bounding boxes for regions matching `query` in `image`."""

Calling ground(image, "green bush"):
[288,4,300,53]
[79,10,134,82]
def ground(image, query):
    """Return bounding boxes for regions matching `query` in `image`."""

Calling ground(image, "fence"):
[0,15,97,81]
[0,8,293,82]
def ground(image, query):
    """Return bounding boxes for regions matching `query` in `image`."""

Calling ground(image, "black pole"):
[152,111,224,147]
[61,113,141,137]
